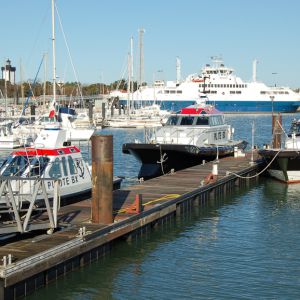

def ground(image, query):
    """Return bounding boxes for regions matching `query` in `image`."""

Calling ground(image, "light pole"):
[270,95,275,117]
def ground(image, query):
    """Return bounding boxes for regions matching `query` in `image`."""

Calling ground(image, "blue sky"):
[1,0,300,88]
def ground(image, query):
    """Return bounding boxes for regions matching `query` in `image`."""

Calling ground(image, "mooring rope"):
[227,149,283,179]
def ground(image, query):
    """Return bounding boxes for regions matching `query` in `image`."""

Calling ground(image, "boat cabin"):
[288,119,300,137]
[165,114,225,127]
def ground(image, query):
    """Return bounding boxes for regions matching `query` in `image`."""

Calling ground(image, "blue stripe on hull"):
[208,100,300,113]
[119,100,300,113]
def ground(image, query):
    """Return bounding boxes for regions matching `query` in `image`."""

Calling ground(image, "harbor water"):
[10,113,300,299]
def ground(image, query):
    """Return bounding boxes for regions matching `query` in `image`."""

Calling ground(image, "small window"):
[68,156,78,175]
[196,116,209,125]
[62,157,68,176]
[49,157,62,178]
[222,132,225,138]
[58,150,65,155]
[70,148,76,153]
[180,116,194,125]
[214,133,217,140]
[166,116,179,125]
[30,157,49,176]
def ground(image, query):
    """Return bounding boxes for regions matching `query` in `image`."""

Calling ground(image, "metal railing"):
[0,177,60,235]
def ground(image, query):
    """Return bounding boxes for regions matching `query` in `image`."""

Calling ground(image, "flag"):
[48,99,56,118]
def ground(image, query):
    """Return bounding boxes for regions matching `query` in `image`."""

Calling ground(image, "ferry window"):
[62,157,68,176]
[166,116,178,125]
[223,132,225,138]
[230,91,235,94]
[214,133,217,140]
[180,116,194,125]
[170,90,176,94]
[196,116,209,125]
[230,84,232,88]
[177,90,182,94]
[236,91,241,94]
[68,156,78,175]
[218,132,222,139]
[49,157,62,178]
[165,90,169,94]
[285,91,289,94]
[260,91,266,94]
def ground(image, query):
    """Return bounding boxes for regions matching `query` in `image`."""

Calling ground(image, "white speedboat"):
[258,118,300,183]
[111,57,300,113]
[0,124,92,201]
[123,102,247,180]
[0,124,121,203]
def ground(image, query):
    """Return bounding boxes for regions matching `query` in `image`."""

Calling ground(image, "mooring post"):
[91,134,113,224]
[30,104,36,122]
[102,102,106,123]
[272,113,282,148]
[88,100,93,123]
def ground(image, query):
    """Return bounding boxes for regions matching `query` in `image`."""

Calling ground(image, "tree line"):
[0,79,140,99]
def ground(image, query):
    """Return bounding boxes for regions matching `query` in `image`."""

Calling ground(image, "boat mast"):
[127,52,131,116]
[52,0,57,103]
[138,28,145,88]
[130,36,134,109]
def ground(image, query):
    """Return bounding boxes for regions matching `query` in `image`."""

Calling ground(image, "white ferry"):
[111,57,300,113]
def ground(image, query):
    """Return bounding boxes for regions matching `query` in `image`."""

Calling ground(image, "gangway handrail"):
[0,177,60,235]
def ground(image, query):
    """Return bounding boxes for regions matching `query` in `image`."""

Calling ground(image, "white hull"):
[268,169,300,183]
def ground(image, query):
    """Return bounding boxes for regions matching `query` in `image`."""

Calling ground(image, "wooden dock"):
[0,152,263,299]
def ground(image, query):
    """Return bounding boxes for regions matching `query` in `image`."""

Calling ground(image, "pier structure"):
[0,146,263,299]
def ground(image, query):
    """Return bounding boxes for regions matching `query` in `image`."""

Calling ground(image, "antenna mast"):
[52,0,56,102]
[138,28,145,88]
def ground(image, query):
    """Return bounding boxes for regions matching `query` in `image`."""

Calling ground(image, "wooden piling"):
[91,134,113,224]
[272,113,282,148]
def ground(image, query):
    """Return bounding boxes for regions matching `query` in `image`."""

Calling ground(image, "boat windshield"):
[289,119,300,135]
[0,155,49,177]
[165,116,179,125]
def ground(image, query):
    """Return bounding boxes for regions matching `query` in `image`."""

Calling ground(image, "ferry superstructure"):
[110,57,300,113]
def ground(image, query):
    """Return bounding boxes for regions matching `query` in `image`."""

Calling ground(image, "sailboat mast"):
[52,0,57,102]
[127,52,131,116]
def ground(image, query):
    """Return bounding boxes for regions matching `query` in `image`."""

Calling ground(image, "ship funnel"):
[252,59,258,82]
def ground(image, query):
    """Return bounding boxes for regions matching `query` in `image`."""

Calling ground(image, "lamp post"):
[270,95,275,117]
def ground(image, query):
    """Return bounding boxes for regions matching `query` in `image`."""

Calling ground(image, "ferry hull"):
[209,100,300,113]
[119,99,300,113]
